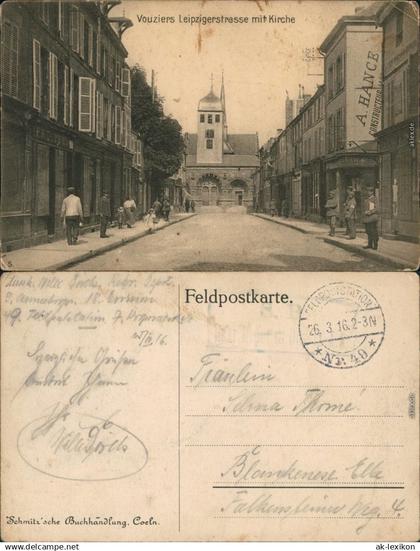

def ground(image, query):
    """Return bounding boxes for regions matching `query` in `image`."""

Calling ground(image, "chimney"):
[298,84,301,98]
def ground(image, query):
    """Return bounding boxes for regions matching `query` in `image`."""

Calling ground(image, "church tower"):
[196,75,224,164]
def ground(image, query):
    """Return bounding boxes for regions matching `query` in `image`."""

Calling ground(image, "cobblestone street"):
[70,213,394,271]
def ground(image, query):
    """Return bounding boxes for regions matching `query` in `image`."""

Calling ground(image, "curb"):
[323,237,416,270]
[251,213,315,234]
[40,214,197,271]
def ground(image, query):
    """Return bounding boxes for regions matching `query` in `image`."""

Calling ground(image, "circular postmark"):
[299,282,385,369]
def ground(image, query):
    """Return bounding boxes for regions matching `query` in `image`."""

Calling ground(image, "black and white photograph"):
[1,0,418,271]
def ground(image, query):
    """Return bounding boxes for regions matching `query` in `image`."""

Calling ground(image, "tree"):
[130,65,184,190]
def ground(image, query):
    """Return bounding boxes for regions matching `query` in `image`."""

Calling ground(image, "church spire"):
[220,71,226,113]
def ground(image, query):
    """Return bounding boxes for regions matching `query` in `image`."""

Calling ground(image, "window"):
[79,13,85,59]
[206,129,214,138]
[69,68,74,126]
[78,77,96,132]
[33,39,41,109]
[206,139,213,149]
[336,56,343,91]
[200,114,205,123]
[393,80,403,116]
[396,11,403,46]
[70,5,79,52]
[215,114,220,123]
[87,23,93,66]
[115,105,121,144]
[40,1,49,24]
[328,64,334,99]
[96,20,101,74]
[58,1,65,39]
[121,109,126,147]
[48,52,58,120]
[63,65,69,124]
[107,102,112,141]
[115,61,121,91]
[336,109,344,149]
[208,114,213,124]
[121,67,130,97]
[96,91,103,138]
[2,21,18,98]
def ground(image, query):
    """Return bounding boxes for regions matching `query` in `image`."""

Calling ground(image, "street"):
[69,213,392,271]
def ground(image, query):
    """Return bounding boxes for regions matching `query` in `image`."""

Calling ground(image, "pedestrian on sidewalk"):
[116,206,125,229]
[281,198,290,218]
[144,208,156,232]
[190,200,195,213]
[185,198,190,213]
[344,189,357,239]
[123,196,137,228]
[61,187,83,246]
[162,198,171,222]
[152,198,162,219]
[99,192,111,238]
[325,189,338,236]
[363,187,379,250]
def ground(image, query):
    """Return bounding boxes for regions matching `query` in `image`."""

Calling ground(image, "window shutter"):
[79,77,93,131]
[121,110,126,147]
[88,24,93,67]
[71,6,79,52]
[136,139,141,166]
[79,13,85,58]
[48,52,58,120]
[107,103,112,141]
[33,40,41,110]
[121,67,130,97]
[58,1,64,39]
[69,68,74,127]
[2,21,18,98]
[96,18,101,74]
[63,65,69,124]
[96,91,103,138]
[115,106,121,144]
[90,78,96,131]
[115,61,121,91]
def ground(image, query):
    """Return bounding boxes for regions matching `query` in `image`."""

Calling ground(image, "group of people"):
[184,198,195,213]
[325,187,379,250]
[60,187,139,245]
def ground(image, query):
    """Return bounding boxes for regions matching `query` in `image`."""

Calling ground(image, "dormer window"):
[215,114,220,123]
[208,114,213,124]
[200,114,205,123]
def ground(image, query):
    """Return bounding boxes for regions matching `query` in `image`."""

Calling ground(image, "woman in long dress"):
[123,196,137,228]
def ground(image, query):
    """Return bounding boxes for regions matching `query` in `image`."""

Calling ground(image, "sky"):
[114,0,374,144]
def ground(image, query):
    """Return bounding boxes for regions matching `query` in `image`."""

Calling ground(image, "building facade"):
[1,0,144,251]
[183,77,259,211]
[319,11,383,224]
[376,1,419,241]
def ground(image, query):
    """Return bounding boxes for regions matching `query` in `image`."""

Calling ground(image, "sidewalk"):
[253,213,419,270]
[1,213,196,271]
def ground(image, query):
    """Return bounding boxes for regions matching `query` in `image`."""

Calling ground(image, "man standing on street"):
[363,186,379,250]
[99,192,111,238]
[61,187,83,246]
[325,189,338,237]
[344,189,357,239]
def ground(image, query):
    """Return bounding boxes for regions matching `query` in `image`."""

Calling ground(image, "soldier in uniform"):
[325,189,338,237]
[344,189,357,239]
[363,187,379,250]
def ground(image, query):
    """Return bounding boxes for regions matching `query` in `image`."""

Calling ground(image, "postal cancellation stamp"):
[299,282,385,369]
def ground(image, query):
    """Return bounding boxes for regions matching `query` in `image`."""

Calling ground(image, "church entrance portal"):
[199,174,221,206]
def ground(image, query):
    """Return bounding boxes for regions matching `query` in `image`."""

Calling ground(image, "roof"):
[185,154,259,167]
[185,133,258,156]
[198,91,223,111]
[319,12,379,53]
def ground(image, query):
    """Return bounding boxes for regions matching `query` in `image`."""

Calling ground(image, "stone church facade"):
[183,77,259,211]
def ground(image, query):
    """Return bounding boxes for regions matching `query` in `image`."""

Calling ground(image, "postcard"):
[1,0,418,271]
[1,271,418,541]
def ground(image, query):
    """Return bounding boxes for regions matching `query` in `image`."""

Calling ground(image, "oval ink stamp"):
[299,282,385,369]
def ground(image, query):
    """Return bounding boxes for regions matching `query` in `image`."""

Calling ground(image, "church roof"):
[185,133,259,167]
[198,91,223,111]
[186,133,258,156]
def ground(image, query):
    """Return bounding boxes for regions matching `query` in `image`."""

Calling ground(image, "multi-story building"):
[319,8,383,224]
[1,0,144,251]
[301,85,326,221]
[285,86,311,126]
[376,1,419,241]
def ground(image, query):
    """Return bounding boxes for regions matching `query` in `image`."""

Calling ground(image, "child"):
[145,208,156,232]
[117,206,125,229]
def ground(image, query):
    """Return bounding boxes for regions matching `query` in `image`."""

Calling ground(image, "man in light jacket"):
[99,192,111,238]
[61,187,83,245]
